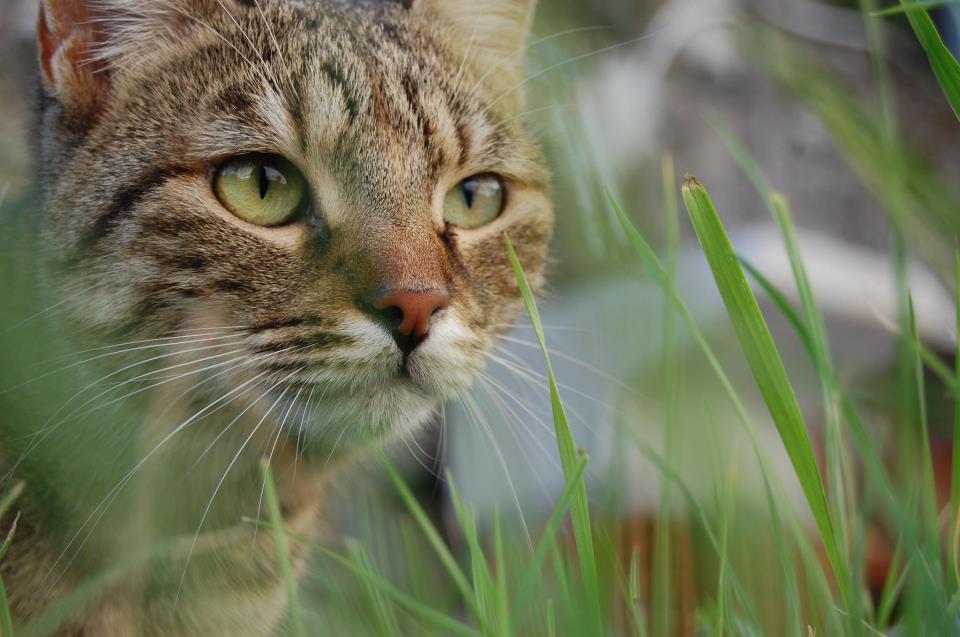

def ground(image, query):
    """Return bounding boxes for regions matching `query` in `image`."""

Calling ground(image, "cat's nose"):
[370,290,450,354]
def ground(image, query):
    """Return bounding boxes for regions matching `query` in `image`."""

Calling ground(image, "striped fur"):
[16,0,553,634]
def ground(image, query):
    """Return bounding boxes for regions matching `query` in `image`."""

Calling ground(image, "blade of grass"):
[751,27,960,279]
[609,191,823,629]
[713,119,858,613]
[899,0,960,120]
[510,453,589,634]
[244,519,482,637]
[739,257,815,361]
[652,154,678,637]
[953,247,960,543]
[627,548,649,637]
[0,482,22,637]
[0,483,24,520]
[633,441,765,631]
[907,297,940,547]
[260,460,306,637]
[345,540,403,637]
[504,235,603,633]
[874,0,960,16]
[491,509,508,636]
[374,450,489,632]
[445,475,497,632]
[680,176,848,603]
[714,126,860,614]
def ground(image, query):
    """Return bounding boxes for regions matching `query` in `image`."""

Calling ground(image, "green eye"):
[214,155,308,227]
[443,174,506,230]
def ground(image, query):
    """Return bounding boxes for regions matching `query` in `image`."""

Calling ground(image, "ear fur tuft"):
[37,0,190,117]
[413,0,537,80]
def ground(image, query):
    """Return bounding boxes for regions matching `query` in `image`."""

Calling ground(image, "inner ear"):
[37,0,111,116]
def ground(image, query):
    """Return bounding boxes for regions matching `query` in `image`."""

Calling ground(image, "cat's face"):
[36,0,552,448]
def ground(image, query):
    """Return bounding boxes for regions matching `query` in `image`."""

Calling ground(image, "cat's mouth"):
[251,312,484,399]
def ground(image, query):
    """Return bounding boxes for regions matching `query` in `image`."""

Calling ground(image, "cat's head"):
[34,0,552,448]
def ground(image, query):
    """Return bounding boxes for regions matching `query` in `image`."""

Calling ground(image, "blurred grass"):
[898,0,960,119]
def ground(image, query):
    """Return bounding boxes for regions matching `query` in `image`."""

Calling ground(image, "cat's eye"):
[214,155,309,227]
[443,174,506,230]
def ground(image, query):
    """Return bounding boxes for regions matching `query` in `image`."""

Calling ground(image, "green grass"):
[897,0,960,121]
[0,482,23,637]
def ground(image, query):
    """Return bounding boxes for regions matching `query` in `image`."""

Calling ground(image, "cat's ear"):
[413,0,537,69]
[37,0,110,113]
[37,0,188,117]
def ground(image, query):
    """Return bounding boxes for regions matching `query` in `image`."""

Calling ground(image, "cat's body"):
[5,0,553,634]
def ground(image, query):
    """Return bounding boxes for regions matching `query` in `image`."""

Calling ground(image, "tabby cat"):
[7,0,553,634]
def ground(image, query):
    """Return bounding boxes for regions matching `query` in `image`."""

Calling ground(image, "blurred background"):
[3,0,960,635]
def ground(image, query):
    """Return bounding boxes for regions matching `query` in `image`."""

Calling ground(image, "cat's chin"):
[283,352,481,457]
[289,380,440,457]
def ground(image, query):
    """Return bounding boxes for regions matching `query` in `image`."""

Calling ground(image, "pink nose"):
[372,290,450,353]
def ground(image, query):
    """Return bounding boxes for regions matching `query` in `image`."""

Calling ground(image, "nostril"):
[366,289,450,354]
[378,304,405,330]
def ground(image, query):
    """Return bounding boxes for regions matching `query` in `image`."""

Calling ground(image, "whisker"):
[493,322,588,332]
[473,375,561,489]
[2,284,98,334]
[48,362,286,583]
[212,0,287,99]
[175,367,304,603]
[253,380,309,541]
[474,368,557,438]
[458,393,533,551]
[495,334,639,394]
[7,346,254,479]
[291,383,316,481]
[464,25,615,106]
[486,349,611,417]
[253,0,297,97]
[402,435,442,482]
[480,33,659,118]
[0,332,246,397]
[164,5,265,87]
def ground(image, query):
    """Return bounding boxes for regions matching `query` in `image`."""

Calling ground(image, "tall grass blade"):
[345,540,403,637]
[953,247,960,533]
[244,519,482,637]
[259,460,306,637]
[652,154,678,637]
[898,0,960,120]
[609,190,819,629]
[445,475,497,631]
[510,454,589,634]
[739,258,815,360]
[374,450,488,631]
[504,235,604,633]
[874,1,960,16]
[0,482,22,637]
[680,176,848,601]
[907,298,940,547]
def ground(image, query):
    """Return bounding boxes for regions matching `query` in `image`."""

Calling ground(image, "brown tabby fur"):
[10,0,554,634]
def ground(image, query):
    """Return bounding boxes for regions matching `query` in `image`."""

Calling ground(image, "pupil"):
[462,180,476,208]
[259,164,269,200]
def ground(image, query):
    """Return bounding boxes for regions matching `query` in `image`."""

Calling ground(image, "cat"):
[4,0,554,634]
